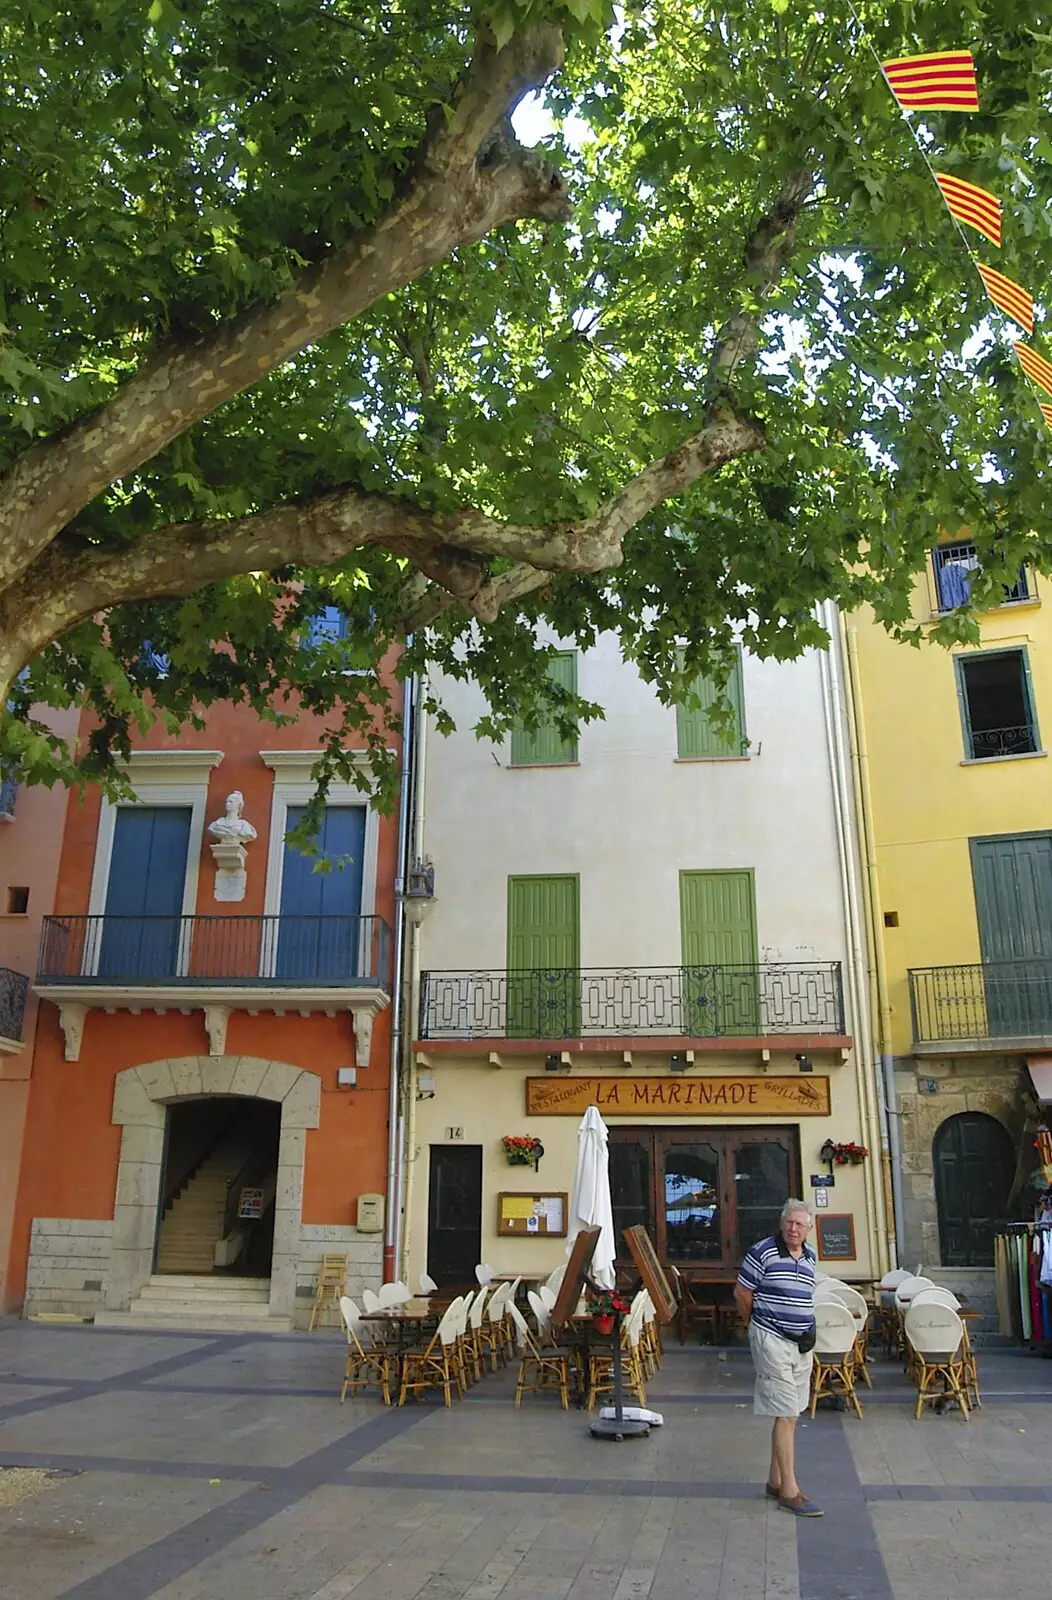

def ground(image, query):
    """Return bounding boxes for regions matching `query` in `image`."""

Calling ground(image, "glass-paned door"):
[608,1125,799,1275]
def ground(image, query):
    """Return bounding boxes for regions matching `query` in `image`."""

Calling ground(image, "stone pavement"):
[2,1323,1051,1600]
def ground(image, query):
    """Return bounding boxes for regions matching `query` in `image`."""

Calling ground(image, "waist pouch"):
[794,1322,817,1354]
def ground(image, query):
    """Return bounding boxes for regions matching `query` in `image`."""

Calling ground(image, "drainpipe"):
[383,652,416,1283]
[397,675,428,1282]
[843,620,903,1269]
[817,602,891,1276]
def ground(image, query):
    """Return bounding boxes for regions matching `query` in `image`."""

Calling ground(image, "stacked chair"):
[903,1298,971,1419]
[818,1279,872,1388]
[810,1297,864,1418]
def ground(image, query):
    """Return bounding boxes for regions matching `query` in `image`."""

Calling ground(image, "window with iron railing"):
[932,542,1030,613]
[956,648,1040,761]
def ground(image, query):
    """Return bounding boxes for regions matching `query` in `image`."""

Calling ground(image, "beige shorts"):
[749,1323,813,1417]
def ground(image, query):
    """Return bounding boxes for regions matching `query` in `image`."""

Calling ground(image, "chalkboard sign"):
[816,1213,856,1261]
[623,1225,678,1323]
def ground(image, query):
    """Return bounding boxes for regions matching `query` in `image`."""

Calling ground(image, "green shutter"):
[675,649,746,758]
[506,874,580,1038]
[510,652,578,766]
[679,869,759,1035]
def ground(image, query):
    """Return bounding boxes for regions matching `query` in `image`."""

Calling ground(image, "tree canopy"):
[2,0,1051,810]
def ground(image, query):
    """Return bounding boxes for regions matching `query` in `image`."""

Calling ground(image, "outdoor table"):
[361,1298,445,1377]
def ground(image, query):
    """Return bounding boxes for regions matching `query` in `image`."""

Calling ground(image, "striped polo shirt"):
[737,1234,817,1341]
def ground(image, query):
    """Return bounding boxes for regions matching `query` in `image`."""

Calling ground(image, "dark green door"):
[934,1113,1015,1265]
[679,869,759,1034]
[971,834,1052,1035]
[506,875,579,1038]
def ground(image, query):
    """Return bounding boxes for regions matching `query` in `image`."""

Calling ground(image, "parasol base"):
[589,1416,650,1441]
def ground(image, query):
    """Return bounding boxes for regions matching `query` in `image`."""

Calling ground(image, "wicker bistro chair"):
[810,1300,864,1419]
[668,1263,718,1346]
[398,1300,463,1407]
[377,1280,412,1307]
[339,1296,394,1406]
[508,1302,578,1409]
[480,1283,512,1372]
[908,1289,980,1407]
[638,1289,661,1376]
[418,1271,438,1295]
[586,1296,648,1412]
[465,1285,490,1382]
[820,1281,873,1389]
[904,1302,970,1419]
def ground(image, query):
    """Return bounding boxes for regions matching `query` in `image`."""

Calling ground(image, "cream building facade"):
[403,622,890,1311]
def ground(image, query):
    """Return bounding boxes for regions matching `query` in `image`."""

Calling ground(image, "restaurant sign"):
[525,1075,830,1117]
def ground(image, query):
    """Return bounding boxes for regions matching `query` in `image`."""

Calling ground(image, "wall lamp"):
[795,1053,814,1073]
[545,1053,574,1072]
[669,1053,689,1073]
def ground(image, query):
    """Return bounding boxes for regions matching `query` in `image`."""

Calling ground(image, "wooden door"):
[506,874,579,1037]
[972,834,1052,1034]
[426,1145,482,1286]
[934,1112,1015,1266]
[679,870,759,1034]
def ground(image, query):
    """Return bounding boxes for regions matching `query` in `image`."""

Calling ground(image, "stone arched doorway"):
[108,1056,320,1317]
[933,1111,1015,1267]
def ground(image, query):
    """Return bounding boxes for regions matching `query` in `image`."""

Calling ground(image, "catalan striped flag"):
[976,265,1034,335]
[1014,343,1052,399]
[882,51,980,112]
[935,173,1001,247]
[1040,403,1052,433]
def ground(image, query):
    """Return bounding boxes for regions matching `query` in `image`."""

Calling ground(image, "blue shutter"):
[305,607,350,647]
[99,807,191,978]
[277,806,366,980]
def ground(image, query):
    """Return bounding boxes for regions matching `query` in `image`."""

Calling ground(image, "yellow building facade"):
[848,544,1051,1272]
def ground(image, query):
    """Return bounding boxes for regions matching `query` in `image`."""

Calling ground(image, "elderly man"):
[733,1199,822,1517]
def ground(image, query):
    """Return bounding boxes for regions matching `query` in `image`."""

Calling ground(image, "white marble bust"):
[208,790,257,845]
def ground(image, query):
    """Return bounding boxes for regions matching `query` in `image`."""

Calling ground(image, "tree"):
[2,0,1051,811]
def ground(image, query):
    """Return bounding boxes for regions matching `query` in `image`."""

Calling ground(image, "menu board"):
[497,1192,568,1237]
[551,1225,600,1326]
[816,1214,856,1261]
[623,1225,678,1322]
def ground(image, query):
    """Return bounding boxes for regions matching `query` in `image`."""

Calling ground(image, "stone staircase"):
[94,1275,293,1333]
[154,1139,248,1275]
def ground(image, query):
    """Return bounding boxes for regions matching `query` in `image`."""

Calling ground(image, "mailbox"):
[356,1193,385,1233]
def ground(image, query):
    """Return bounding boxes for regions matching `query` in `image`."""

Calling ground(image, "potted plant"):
[586,1289,630,1335]
[822,1140,869,1167]
[502,1134,544,1169]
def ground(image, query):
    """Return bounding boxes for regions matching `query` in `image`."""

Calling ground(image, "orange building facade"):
[3,685,404,1330]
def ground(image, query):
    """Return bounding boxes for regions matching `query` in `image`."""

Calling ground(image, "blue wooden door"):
[98,807,192,978]
[276,806,366,981]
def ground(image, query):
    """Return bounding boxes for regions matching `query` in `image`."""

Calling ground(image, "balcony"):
[418,963,846,1043]
[909,961,1052,1051]
[0,966,29,1053]
[35,914,392,1064]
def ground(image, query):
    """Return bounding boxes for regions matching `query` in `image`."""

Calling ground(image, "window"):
[304,606,350,647]
[956,649,1039,760]
[933,542,1030,613]
[140,641,171,678]
[675,648,747,758]
[509,651,578,766]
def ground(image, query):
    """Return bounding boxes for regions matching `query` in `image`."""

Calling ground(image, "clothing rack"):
[993,1223,1052,1351]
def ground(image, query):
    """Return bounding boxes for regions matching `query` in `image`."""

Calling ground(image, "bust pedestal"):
[210,839,248,902]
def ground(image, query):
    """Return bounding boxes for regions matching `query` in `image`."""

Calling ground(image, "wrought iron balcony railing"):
[909,961,1052,1044]
[419,963,845,1041]
[37,914,392,989]
[967,724,1037,759]
[0,966,29,1041]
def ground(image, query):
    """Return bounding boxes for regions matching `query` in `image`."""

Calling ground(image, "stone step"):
[149,1274,266,1289]
[129,1297,277,1319]
[94,1309,294,1333]
[140,1281,270,1303]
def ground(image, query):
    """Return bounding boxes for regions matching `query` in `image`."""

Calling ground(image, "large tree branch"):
[0,24,567,591]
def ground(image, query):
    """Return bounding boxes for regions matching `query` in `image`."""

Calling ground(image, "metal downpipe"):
[383,656,415,1282]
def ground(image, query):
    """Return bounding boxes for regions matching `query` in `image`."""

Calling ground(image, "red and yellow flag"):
[882,52,980,112]
[935,173,1001,247]
[976,265,1034,335]
[1039,403,1052,432]
[1015,343,1052,399]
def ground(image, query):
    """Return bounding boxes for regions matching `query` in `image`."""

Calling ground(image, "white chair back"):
[504,1276,521,1305]
[537,1284,557,1311]
[437,1301,462,1346]
[879,1268,910,1290]
[544,1264,566,1294]
[814,1300,857,1356]
[339,1295,363,1342]
[905,1302,964,1359]
[825,1280,869,1328]
[625,1297,646,1347]
[814,1280,844,1303]
[895,1275,934,1310]
[508,1300,530,1351]
[487,1283,510,1322]
[469,1287,488,1330]
[418,1271,438,1295]
[377,1281,408,1307]
[909,1287,961,1313]
[526,1288,550,1334]
[361,1288,383,1315]
[475,1262,493,1285]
